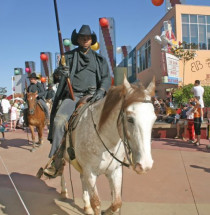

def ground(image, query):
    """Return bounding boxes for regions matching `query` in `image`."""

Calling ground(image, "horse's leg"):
[85,173,101,215]
[103,166,123,215]
[37,125,44,146]
[29,125,36,152]
[61,171,68,198]
[80,174,94,215]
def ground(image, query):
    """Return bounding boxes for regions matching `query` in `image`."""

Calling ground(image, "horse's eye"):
[127,117,134,124]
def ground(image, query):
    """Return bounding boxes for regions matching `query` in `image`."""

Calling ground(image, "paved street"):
[0,127,210,215]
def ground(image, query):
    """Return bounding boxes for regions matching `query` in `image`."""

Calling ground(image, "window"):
[182,14,210,50]
[137,40,151,73]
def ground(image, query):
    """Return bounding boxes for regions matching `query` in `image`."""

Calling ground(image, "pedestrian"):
[44,24,111,177]
[186,101,195,143]
[191,99,203,146]
[10,102,17,131]
[0,101,3,125]
[1,95,11,123]
[206,108,210,149]
[191,80,204,120]
[0,121,5,140]
[174,103,188,140]
[45,83,55,102]
[163,102,176,123]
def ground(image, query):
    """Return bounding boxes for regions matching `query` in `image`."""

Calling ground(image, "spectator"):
[192,99,203,146]
[19,100,25,114]
[206,108,210,149]
[186,101,195,143]
[0,101,3,124]
[14,99,20,120]
[16,113,24,129]
[0,121,5,140]
[1,95,11,123]
[159,99,166,115]
[191,80,204,120]
[163,103,176,123]
[10,102,17,131]
[165,97,174,108]
[174,103,188,140]
[191,80,204,108]
[45,83,55,102]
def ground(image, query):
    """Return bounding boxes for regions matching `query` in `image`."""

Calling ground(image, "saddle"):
[41,95,92,178]
[65,95,92,162]
[37,100,45,111]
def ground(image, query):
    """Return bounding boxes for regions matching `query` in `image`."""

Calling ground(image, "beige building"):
[117,4,210,98]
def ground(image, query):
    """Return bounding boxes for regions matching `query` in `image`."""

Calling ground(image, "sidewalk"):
[0,128,210,215]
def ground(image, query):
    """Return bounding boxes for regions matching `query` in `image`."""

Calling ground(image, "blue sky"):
[0,0,210,96]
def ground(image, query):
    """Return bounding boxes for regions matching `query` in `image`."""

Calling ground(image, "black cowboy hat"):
[71,25,97,46]
[28,72,39,79]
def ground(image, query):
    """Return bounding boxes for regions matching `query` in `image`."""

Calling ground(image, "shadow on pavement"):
[190,165,210,173]
[0,138,32,151]
[155,138,210,153]
[0,172,84,215]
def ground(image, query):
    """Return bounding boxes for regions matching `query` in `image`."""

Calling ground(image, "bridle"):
[90,99,152,168]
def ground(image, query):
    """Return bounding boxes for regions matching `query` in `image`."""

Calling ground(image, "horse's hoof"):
[84,206,94,215]
[30,148,36,152]
[61,191,69,199]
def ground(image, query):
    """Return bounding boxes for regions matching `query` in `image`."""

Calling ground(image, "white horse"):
[62,77,157,215]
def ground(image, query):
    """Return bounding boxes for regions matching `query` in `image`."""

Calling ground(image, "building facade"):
[118,4,210,98]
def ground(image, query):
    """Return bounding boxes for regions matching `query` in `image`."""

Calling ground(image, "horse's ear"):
[123,74,132,94]
[145,76,156,98]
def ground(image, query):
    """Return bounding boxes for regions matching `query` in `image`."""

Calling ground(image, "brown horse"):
[26,92,46,152]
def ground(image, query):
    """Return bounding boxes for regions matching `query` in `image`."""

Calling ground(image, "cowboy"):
[44,25,111,176]
[24,72,50,125]
[45,83,55,102]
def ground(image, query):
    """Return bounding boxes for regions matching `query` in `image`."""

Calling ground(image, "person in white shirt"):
[1,95,11,122]
[191,80,204,108]
[10,102,17,131]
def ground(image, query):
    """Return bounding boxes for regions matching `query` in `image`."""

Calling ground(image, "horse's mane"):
[99,83,146,130]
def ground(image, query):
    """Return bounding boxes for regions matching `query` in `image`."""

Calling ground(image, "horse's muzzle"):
[29,110,34,115]
[133,161,153,174]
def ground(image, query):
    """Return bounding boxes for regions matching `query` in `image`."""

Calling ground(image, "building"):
[117,4,210,98]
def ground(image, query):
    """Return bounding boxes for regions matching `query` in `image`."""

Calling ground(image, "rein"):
[90,109,130,168]
[90,99,152,168]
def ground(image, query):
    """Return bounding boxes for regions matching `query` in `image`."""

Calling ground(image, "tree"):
[170,42,196,86]
[173,84,210,107]
[172,84,194,105]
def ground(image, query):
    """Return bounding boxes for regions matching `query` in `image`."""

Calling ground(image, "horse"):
[26,92,46,152]
[60,77,156,215]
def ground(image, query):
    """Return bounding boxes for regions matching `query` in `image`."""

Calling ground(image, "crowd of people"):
[152,80,206,146]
